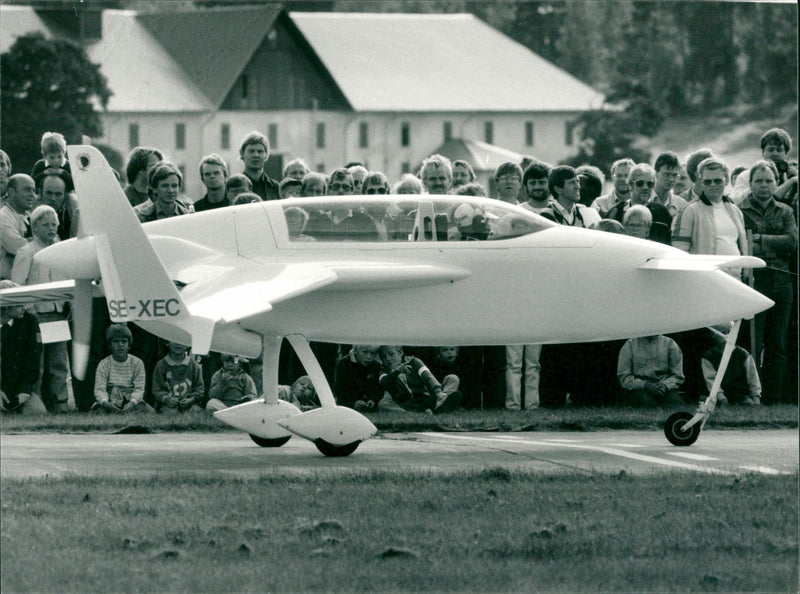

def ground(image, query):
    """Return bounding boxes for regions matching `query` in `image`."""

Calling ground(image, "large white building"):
[2,5,605,198]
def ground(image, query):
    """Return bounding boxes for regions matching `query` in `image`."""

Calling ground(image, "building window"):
[221,124,230,150]
[241,75,248,99]
[316,123,326,149]
[525,121,534,147]
[176,123,186,150]
[401,162,410,174]
[359,122,369,148]
[401,122,410,147]
[128,123,139,149]
[178,164,186,179]
[316,163,325,173]
[268,123,278,149]
[443,121,452,141]
[484,121,494,144]
[565,121,575,146]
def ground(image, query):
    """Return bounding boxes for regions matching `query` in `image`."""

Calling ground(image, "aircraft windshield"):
[281,196,554,242]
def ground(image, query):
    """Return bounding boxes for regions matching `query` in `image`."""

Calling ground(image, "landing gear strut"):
[662,320,742,446]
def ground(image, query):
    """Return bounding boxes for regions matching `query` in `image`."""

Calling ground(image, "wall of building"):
[99,110,582,199]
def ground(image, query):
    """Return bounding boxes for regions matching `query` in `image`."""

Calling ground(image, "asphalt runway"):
[1,429,796,480]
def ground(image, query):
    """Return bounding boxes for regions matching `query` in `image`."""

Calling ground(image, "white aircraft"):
[0,146,773,455]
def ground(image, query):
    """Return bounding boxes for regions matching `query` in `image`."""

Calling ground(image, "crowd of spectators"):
[0,126,797,416]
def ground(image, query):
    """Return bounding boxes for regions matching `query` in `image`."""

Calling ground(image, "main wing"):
[0,279,104,306]
[182,259,470,324]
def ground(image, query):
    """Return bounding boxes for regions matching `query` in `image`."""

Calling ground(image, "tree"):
[562,109,651,176]
[1,32,111,174]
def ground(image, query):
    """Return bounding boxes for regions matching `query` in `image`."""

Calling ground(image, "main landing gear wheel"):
[314,439,360,457]
[664,411,702,446]
[249,434,292,448]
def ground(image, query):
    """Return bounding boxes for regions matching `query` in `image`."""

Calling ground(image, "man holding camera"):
[733,128,798,207]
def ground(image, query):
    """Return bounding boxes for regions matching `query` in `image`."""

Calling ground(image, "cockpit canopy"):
[280,195,554,242]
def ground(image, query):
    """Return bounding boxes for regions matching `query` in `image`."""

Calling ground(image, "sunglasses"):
[702,178,726,186]
[634,180,655,188]
[365,187,387,194]
[329,183,353,192]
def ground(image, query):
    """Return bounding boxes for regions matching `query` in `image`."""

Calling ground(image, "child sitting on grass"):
[153,341,204,413]
[206,354,258,412]
[92,324,152,414]
[278,375,319,411]
[378,345,461,414]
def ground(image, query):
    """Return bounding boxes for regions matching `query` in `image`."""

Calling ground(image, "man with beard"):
[520,161,552,214]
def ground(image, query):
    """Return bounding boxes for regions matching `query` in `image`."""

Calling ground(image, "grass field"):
[1,403,796,435]
[1,471,796,593]
[2,405,796,592]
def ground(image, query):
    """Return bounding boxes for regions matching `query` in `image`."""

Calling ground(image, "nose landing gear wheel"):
[314,439,360,457]
[250,434,292,448]
[664,411,701,446]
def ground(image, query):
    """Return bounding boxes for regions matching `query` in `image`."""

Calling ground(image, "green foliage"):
[0,32,111,174]
[562,109,652,175]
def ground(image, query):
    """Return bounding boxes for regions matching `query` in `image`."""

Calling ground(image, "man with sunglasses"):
[672,157,747,261]
[361,171,392,241]
[606,163,672,244]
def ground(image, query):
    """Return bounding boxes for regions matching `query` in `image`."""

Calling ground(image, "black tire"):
[314,439,360,457]
[249,434,291,448]
[664,411,701,446]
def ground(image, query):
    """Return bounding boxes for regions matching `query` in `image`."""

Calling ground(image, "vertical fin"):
[67,145,189,325]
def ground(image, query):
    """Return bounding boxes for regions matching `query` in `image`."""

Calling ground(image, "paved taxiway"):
[1,429,796,479]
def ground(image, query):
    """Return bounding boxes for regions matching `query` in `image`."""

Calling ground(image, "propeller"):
[70,279,94,381]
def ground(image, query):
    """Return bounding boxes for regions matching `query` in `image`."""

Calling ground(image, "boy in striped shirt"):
[92,324,152,413]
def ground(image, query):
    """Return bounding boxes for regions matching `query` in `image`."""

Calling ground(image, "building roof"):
[84,6,278,113]
[136,5,281,109]
[290,12,605,112]
[431,138,523,173]
[2,6,604,115]
[0,5,62,53]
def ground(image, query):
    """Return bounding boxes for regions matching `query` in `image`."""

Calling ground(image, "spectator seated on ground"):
[0,280,47,414]
[427,346,482,410]
[278,375,319,411]
[334,345,383,412]
[617,335,685,407]
[152,341,204,413]
[92,323,152,414]
[206,354,258,412]
[378,345,461,414]
[701,325,762,406]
